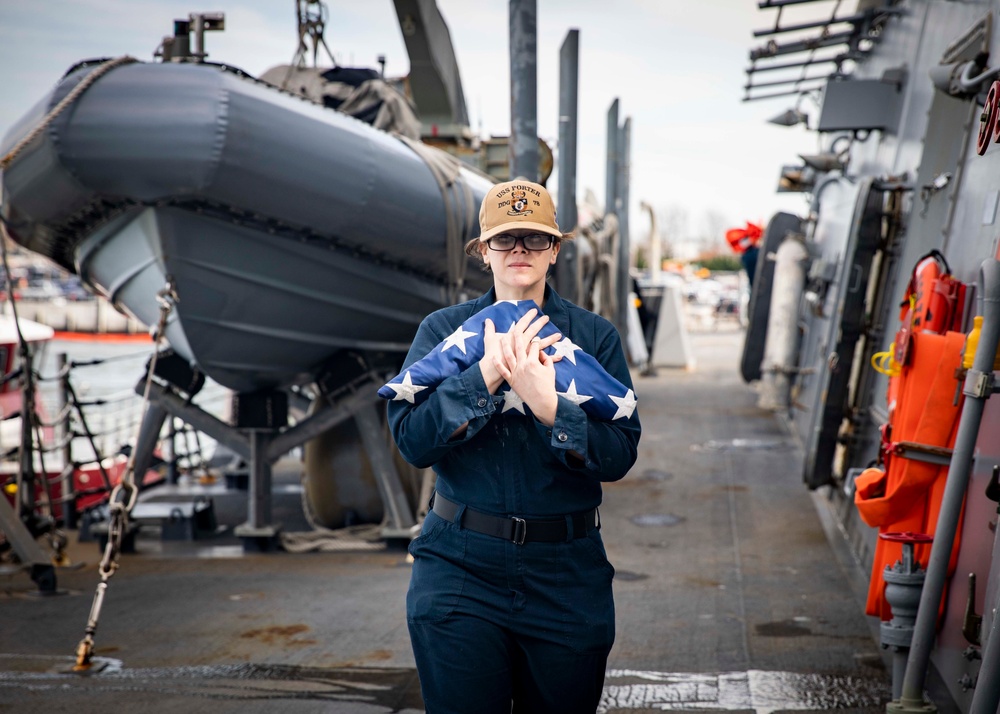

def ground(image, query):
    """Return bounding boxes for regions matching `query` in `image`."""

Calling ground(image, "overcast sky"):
[0,0,827,247]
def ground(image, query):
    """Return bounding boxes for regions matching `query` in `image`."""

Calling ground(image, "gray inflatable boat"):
[1,58,493,393]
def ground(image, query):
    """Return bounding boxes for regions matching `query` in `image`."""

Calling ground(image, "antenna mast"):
[292,0,337,68]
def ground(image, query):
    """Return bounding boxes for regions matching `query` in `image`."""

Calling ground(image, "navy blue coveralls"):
[388,286,641,714]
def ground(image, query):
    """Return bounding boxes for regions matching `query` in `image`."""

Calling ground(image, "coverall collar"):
[475,284,568,324]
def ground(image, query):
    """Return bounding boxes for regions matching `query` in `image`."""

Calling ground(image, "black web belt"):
[430,492,598,545]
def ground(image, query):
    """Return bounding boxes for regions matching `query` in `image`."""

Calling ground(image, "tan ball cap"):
[478,180,561,241]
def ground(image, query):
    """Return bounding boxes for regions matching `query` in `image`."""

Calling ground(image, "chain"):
[74,279,178,671]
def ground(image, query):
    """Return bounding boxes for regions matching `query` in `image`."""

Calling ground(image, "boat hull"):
[77,205,457,391]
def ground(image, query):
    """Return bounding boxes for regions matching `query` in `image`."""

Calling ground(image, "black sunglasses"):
[485,233,555,252]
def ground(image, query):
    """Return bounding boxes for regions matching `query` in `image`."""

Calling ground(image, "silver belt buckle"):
[511,517,527,545]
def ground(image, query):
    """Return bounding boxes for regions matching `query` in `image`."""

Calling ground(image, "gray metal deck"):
[0,325,891,713]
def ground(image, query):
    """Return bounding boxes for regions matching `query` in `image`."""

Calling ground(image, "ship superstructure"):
[743,1,1000,710]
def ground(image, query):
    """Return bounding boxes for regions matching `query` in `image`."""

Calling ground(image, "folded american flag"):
[379,300,637,421]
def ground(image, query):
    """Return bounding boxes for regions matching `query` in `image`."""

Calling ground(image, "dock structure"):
[0,325,890,713]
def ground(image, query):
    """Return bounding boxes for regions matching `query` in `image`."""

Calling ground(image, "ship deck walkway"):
[0,324,892,713]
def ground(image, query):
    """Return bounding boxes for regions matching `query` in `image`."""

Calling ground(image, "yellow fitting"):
[962,316,981,370]
[961,316,1000,371]
[871,343,901,376]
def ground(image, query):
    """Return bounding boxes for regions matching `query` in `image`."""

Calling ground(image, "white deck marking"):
[599,669,887,713]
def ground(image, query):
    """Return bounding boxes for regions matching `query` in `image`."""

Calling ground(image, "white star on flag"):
[501,388,526,414]
[558,379,593,406]
[387,371,428,403]
[551,337,583,365]
[442,325,478,354]
[609,389,637,420]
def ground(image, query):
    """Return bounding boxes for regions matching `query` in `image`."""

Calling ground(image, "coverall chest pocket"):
[406,519,469,624]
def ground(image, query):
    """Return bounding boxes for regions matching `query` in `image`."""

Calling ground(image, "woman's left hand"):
[493,309,563,426]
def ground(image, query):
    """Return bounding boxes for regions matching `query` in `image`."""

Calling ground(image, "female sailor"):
[386,178,640,713]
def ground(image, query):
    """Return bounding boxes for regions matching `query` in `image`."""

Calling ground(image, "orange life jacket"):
[855,252,968,622]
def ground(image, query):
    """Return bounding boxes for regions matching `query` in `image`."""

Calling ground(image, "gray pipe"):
[555,29,579,298]
[958,59,1000,91]
[807,174,843,222]
[616,117,632,336]
[894,258,1000,711]
[605,99,619,217]
[970,584,1000,714]
[509,0,538,181]
[556,29,579,233]
[192,14,206,60]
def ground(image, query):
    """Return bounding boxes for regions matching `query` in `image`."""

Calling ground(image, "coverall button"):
[477,397,487,408]
[557,431,568,442]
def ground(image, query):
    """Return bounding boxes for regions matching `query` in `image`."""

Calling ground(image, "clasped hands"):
[479,309,563,426]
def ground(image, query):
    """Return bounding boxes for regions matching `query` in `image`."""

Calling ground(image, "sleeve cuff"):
[536,396,590,466]
[443,362,495,442]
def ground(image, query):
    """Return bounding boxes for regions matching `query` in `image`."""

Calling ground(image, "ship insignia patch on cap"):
[506,189,533,217]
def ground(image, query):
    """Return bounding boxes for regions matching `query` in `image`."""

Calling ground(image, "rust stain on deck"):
[239,624,315,645]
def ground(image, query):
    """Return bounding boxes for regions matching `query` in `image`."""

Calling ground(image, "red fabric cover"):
[725,222,764,254]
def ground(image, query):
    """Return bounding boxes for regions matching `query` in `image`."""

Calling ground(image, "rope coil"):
[395,135,478,305]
